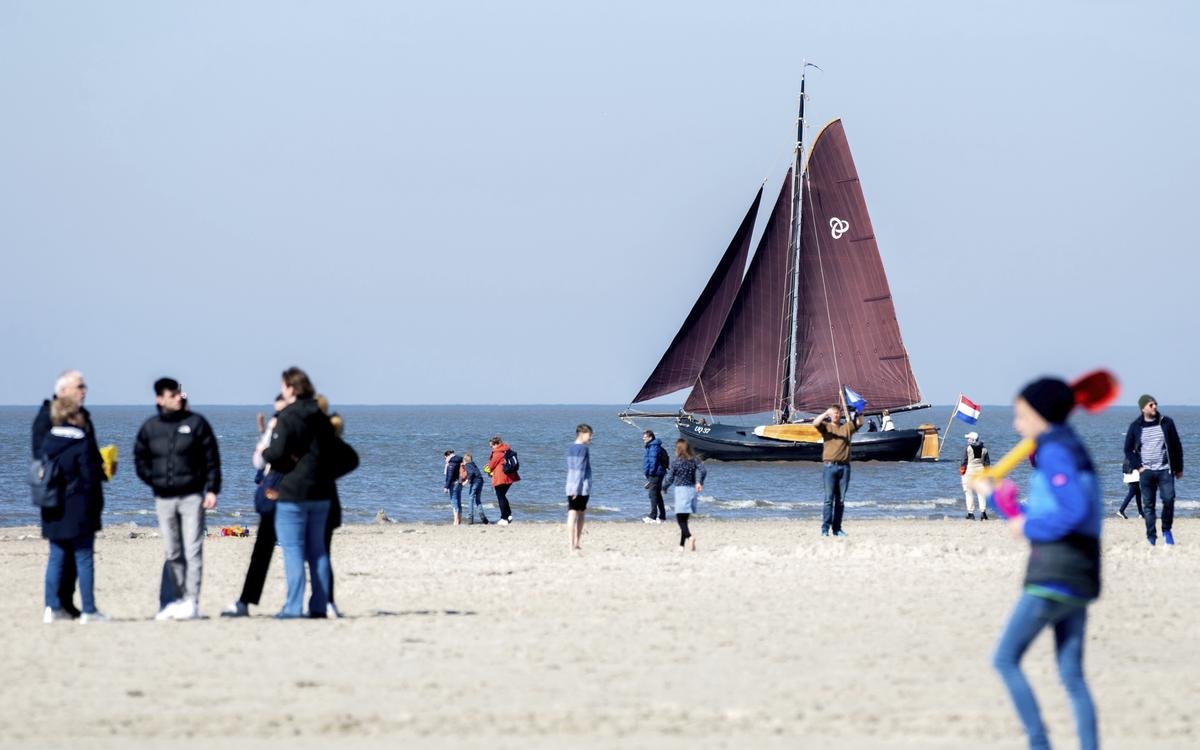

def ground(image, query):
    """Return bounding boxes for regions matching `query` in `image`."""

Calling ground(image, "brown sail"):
[791,120,921,413]
[685,173,793,416]
[632,188,762,404]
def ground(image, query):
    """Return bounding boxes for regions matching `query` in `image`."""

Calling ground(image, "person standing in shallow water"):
[662,439,705,551]
[813,402,862,537]
[988,377,1102,750]
[565,424,593,550]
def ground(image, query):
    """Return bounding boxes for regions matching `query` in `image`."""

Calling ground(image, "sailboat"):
[620,72,940,462]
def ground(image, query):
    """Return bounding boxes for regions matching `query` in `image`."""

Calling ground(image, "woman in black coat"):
[39,398,107,623]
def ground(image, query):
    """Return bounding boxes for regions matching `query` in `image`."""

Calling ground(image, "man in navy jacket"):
[641,430,669,523]
[1123,394,1184,545]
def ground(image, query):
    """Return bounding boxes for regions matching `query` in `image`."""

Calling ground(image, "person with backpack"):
[39,397,108,623]
[460,453,488,524]
[960,432,992,520]
[641,430,670,524]
[134,377,222,621]
[486,435,520,525]
[444,450,465,525]
[262,367,358,618]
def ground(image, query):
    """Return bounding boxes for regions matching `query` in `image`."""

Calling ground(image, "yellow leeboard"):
[753,424,823,443]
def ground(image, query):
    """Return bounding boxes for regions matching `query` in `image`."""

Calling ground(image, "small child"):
[443,450,464,525]
[460,453,488,524]
[989,377,1101,750]
[565,424,593,550]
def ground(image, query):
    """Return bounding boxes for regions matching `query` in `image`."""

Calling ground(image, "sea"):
[2,404,1196,528]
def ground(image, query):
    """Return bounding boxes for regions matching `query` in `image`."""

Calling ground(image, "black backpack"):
[502,448,520,475]
[29,456,64,509]
[656,445,670,471]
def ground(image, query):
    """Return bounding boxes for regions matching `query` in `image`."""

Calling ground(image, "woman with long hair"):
[661,439,706,551]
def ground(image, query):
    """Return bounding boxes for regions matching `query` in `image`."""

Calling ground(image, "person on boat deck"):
[813,403,863,537]
[989,377,1102,750]
[960,432,991,520]
[880,410,896,431]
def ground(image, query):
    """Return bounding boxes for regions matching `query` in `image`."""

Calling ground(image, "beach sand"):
[1,517,1196,749]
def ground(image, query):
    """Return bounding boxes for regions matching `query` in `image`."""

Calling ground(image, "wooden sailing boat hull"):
[677,418,926,462]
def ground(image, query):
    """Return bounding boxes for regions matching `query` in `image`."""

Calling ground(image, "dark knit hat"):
[1019,377,1075,424]
[1138,394,1156,410]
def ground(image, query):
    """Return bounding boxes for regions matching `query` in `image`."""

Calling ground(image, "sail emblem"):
[829,216,849,239]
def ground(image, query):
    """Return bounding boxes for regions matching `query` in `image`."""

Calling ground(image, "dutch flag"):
[955,395,982,425]
[843,385,868,413]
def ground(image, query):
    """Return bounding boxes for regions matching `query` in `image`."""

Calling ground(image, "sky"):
[2,0,1197,407]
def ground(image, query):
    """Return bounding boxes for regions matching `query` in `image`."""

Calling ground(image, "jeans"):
[45,533,96,614]
[275,500,332,617]
[1140,469,1175,541]
[156,494,206,606]
[1118,481,1143,517]
[239,510,277,606]
[448,482,463,514]
[993,593,1096,750]
[822,463,851,533]
[647,475,666,520]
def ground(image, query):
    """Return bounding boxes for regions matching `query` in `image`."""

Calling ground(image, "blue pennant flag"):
[843,385,868,413]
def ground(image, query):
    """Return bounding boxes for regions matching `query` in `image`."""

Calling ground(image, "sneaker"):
[833,530,849,537]
[820,529,830,537]
[654,518,664,524]
[497,518,510,526]
[480,515,490,525]
[980,511,989,521]
[1148,537,1157,547]
[1116,509,1128,519]
[221,600,249,618]
[1164,531,1175,546]
[642,516,655,524]
[965,513,975,520]
[79,611,110,624]
[327,603,341,619]
[155,600,182,621]
[171,600,199,621]
[43,607,71,624]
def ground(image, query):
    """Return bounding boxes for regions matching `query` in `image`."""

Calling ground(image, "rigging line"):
[696,374,717,423]
[804,166,845,402]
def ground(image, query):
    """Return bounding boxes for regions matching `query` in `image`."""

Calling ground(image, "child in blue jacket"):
[991,377,1101,750]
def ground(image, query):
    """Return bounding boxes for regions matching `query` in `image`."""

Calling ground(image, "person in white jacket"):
[960,432,991,520]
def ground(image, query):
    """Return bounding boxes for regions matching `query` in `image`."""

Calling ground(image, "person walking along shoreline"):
[565,425,593,550]
[486,436,520,525]
[1123,394,1184,545]
[641,430,669,524]
[662,439,705,551]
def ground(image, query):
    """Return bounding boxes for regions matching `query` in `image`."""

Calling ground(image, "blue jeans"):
[822,463,850,533]
[274,501,332,617]
[993,593,1096,750]
[46,533,96,614]
[1140,468,1175,541]
[448,482,463,513]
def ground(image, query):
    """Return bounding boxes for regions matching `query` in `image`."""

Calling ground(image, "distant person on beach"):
[1123,394,1184,545]
[960,431,991,520]
[134,378,221,621]
[224,394,287,618]
[565,424,593,550]
[990,377,1102,750]
[460,453,488,524]
[316,394,346,610]
[1117,460,1143,520]
[444,450,465,525]
[32,369,108,620]
[662,439,705,551]
[263,368,357,618]
[39,397,108,623]
[486,436,520,525]
[880,409,896,431]
[813,403,863,537]
[641,430,669,524]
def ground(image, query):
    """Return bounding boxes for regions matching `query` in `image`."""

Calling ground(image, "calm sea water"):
[1,404,1196,527]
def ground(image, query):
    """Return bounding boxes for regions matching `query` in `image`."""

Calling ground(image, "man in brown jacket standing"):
[814,403,863,537]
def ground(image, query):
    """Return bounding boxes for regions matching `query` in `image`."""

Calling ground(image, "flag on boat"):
[843,385,867,413]
[954,395,981,424]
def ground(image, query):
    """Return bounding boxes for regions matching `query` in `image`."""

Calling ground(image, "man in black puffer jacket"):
[134,377,221,620]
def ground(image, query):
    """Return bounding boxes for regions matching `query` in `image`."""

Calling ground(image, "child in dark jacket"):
[989,378,1101,750]
[39,397,107,623]
[460,454,488,524]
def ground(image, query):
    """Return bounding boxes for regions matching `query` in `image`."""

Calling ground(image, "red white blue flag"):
[955,395,981,424]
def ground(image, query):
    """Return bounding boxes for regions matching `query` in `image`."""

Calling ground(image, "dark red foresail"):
[632,188,762,404]
[791,120,921,413]
[685,173,793,416]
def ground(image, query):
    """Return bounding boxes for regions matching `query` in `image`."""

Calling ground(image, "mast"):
[776,62,818,424]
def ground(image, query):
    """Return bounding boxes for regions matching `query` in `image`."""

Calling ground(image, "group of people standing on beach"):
[441,436,520,526]
[32,366,357,623]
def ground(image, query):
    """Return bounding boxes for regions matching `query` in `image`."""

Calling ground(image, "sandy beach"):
[1,517,1196,749]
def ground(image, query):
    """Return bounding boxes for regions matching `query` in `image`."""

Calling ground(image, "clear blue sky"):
[2,1,1197,406]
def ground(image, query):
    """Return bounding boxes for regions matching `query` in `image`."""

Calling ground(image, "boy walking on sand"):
[566,424,593,550]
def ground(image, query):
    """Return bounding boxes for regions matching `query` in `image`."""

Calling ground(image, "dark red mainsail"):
[632,188,762,404]
[791,120,921,413]
[685,173,793,416]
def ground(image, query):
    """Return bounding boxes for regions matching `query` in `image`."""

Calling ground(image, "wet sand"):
[0,518,1196,749]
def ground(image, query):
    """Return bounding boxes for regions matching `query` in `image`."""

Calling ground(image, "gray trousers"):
[156,494,205,605]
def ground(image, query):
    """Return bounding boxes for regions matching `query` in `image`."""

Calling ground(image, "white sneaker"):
[221,600,249,618]
[43,607,71,624]
[155,600,182,621]
[642,516,655,524]
[327,603,341,619]
[497,518,510,526]
[171,600,199,620]
[654,518,664,525]
[79,611,111,624]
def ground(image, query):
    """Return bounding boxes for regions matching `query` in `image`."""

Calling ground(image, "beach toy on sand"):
[972,370,1119,505]
[99,444,118,480]
[220,525,250,537]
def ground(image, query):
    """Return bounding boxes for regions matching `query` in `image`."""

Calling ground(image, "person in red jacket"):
[486,436,520,525]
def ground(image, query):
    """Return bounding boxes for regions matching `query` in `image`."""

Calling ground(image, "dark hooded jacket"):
[40,426,104,540]
[134,408,222,498]
[262,397,344,502]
